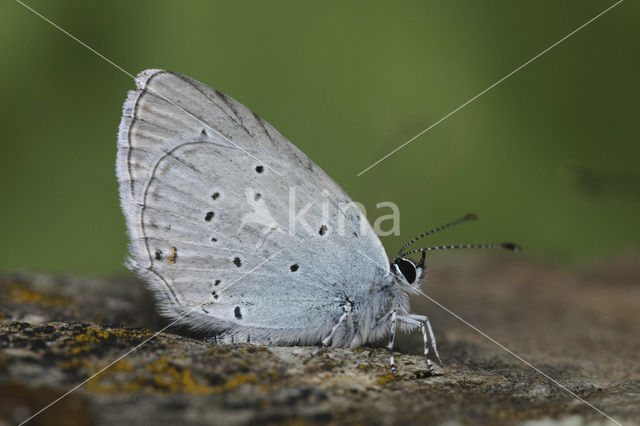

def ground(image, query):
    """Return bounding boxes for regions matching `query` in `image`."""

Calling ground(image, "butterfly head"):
[391,251,426,286]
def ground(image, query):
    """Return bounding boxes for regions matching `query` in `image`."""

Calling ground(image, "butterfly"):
[116,69,519,374]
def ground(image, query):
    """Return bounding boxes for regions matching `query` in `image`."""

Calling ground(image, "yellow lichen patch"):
[2,282,74,307]
[86,374,145,394]
[144,357,214,394]
[357,364,371,372]
[259,371,279,381]
[207,344,269,356]
[70,345,91,355]
[244,345,268,352]
[257,399,271,410]
[377,373,396,385]
[61,326,153,356]
[112,359,134,372]
[221,373,259,391]
[87,357,214,395]
[59,358,93,371]
[70,326,152,344]
[282,418,308,426]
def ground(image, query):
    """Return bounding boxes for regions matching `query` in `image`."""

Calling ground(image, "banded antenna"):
[400,242,520,257]
[398,213,478,255]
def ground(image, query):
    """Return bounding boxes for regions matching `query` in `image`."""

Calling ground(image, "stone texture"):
[1,254,638,425]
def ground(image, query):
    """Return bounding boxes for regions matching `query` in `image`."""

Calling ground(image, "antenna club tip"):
[465,213,478,221]
[502,242,521,252]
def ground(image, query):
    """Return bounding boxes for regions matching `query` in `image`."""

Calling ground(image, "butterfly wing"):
[117,69,389,344]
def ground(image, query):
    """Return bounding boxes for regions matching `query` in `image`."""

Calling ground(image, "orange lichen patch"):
[168,247,177,265]
[377,374,397,385]
[2,282,74,307]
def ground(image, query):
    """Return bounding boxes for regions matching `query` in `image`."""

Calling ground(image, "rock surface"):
[1,254,639,425]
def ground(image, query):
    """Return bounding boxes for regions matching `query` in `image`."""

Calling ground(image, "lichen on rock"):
[1,256,639,425]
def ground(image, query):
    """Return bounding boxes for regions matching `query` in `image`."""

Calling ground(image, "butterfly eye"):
[394,258,417,284]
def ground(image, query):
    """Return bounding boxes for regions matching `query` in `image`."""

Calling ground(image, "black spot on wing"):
[234,306,242,319]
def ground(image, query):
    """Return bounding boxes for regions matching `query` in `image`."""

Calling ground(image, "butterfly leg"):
[205,329,261,345]
[398,315,435,375]
[387,310,398,376]
[305,304,351,363]
[409,314,442,366]
[322,306,351,346]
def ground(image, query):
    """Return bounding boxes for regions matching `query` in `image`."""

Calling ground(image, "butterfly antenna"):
[400,242,521,257]
[397,213,478,255]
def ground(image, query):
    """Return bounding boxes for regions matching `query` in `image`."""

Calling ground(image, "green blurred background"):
[1,1,638,275]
